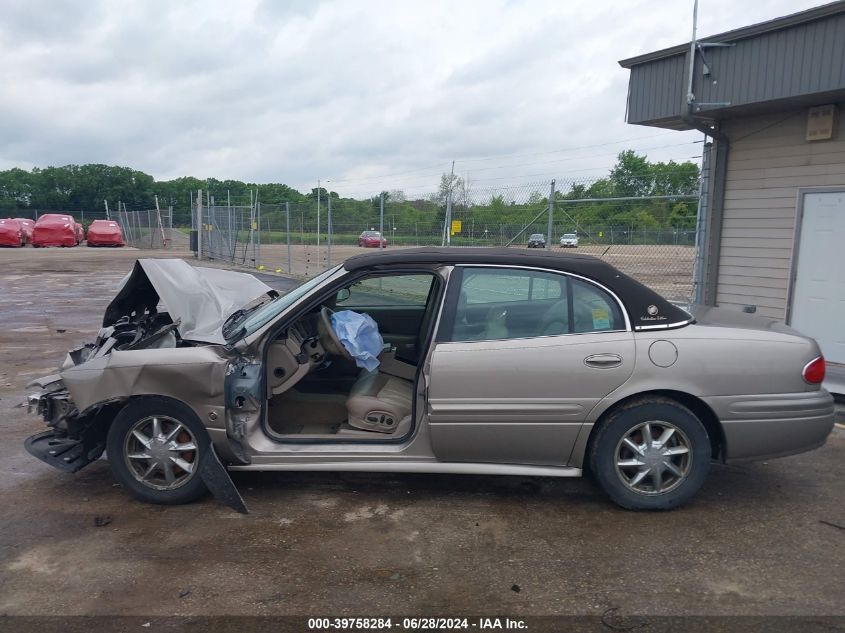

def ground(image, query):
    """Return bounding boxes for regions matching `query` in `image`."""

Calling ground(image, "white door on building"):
[790,191,845,367]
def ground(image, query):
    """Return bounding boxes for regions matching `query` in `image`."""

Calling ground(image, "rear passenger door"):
[427,266,635,466]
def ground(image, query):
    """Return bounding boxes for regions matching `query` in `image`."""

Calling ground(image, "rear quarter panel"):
[587,324,821,423]
[568,322,831,467]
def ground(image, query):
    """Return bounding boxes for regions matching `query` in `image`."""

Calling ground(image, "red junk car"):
[86,219,125,247]
[14,218,34,244]
[31,214,79,247]
[0,218,25,247]
[357,230,388,248]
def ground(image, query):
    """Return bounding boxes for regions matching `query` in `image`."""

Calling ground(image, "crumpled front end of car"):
[24,315,204,473]
[26,372,120,473]
[23,259,271,476]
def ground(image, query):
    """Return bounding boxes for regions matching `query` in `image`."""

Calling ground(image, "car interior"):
[262,272,441,441]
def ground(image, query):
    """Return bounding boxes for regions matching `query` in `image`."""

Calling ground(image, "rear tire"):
[107,397,209,506]
[589,398,711,510]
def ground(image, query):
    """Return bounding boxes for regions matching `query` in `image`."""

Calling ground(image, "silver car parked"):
[26,248,835,511]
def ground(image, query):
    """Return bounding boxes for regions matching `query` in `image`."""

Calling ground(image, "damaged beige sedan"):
[26,248,835,511]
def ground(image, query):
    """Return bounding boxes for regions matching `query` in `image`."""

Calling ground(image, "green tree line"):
[0,151,699,231]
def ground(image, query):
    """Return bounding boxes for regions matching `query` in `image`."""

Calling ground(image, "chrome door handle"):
[584,353,622,369]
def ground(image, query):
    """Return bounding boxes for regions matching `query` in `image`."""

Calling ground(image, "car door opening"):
[261,271,441,442]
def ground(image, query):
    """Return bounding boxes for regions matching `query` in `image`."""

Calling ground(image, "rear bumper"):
[32,238,77,247]
[704,390,836,462]
[87,238,124,246]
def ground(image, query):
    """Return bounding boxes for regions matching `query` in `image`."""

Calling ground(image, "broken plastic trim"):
[200,444,249,514]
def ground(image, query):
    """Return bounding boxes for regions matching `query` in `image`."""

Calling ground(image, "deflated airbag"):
[330,310,384,372]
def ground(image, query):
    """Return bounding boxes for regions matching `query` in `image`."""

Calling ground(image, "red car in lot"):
[358,230,388,248]
[86,219,125,247]
[14,218,34,244]
[0,218,25,247]
[31,214,79,247]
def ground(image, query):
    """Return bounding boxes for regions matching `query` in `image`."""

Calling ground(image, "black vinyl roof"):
[344,247,692,330]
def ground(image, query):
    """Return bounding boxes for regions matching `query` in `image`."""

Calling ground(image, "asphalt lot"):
[0,247,843,618]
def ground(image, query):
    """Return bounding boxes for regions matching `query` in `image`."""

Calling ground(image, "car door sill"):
[228,461,582,477]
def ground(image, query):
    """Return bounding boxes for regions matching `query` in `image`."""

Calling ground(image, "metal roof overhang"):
[629,89,845,131]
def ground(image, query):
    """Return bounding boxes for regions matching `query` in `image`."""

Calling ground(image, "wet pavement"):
[0,247,843,618]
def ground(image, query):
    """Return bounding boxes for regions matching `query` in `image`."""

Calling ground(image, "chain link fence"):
[193,178,700,302]
[115,206,175,249]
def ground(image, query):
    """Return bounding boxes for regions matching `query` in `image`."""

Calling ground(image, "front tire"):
[589,398,711,510]
[107,397,209,505]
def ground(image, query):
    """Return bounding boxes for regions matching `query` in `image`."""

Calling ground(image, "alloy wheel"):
[123,415,199,491]
[614,420,692,495]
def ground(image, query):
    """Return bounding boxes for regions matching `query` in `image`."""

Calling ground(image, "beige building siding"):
[716,104,845,318]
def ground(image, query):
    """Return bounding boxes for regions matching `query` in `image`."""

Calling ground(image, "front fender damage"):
[26,346,250,513]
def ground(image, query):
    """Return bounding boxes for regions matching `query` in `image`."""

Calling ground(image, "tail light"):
[802,356,826,384]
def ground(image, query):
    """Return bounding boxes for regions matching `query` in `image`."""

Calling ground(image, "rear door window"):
[445,267,624,341]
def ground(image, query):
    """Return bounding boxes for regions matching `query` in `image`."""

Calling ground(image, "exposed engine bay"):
[65,311,193,368]
[25,259,275,475]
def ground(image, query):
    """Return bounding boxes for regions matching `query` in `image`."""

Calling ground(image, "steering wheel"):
[317,306,352,360]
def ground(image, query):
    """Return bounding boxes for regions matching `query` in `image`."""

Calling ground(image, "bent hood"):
[103,259,273,344]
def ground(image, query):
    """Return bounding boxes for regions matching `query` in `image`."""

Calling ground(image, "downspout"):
[682,111,729,307]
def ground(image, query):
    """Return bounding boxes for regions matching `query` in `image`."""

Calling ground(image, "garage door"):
[789,191,845,366]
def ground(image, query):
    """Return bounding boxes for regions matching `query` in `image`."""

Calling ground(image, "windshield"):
[225,265,341,342]
[530,234,543,239]
[362,231,381,237]
[563,234,577,239]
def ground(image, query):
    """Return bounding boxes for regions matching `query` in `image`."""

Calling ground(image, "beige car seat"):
[345,370,413,433]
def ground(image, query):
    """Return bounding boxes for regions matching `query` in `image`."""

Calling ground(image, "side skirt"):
[228,461,582,477]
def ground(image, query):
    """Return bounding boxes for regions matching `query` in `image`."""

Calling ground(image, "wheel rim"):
[614,420,692,495]
[123,415,199,491]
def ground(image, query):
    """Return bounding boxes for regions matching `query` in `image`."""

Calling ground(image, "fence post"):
[316,180,321,253]
[327,194,332,267]
[445,190,453,246]
[197,189,203,260]
[379,192,384,251]
[286,202,291,273]
[546,179,555,250]
[227,190,233,259]
[257,201,262,270]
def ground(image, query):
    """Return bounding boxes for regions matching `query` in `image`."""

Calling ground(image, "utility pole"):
[546,179,556,250]
[379,192,384,251]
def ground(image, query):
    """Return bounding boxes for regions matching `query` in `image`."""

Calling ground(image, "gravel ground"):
[0,246,843,619]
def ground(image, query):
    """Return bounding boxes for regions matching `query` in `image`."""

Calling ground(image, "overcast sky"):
[0,0,827,198]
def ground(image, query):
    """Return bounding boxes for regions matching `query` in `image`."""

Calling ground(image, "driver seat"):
[346,370,413,433]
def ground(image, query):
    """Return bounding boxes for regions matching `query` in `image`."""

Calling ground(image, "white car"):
[560,233,579,248]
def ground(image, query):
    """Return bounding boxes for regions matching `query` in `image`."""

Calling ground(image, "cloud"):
[0,0,826,198]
